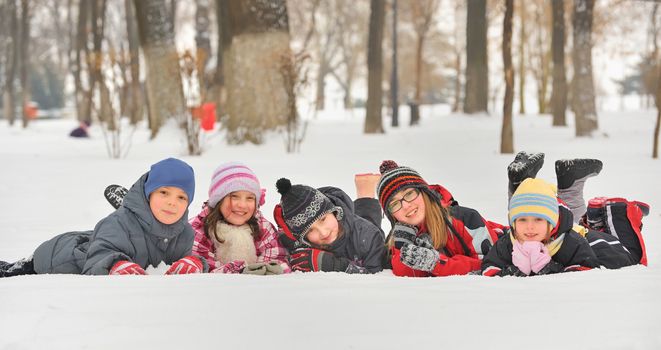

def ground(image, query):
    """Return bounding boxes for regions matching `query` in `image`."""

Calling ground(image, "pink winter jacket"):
[190,205,291,273]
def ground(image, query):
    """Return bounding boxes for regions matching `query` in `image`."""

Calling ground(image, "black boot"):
[507,151,545,197]
[0,258,36,278]
[104,184,129,210]
[556,158,603,222]
[555,158,603,190]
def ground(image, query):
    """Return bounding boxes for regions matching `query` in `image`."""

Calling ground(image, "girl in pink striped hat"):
[188,162,290,275]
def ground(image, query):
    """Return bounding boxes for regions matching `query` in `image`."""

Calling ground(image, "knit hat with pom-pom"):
[275,178,343,241]
[377,160,436,223]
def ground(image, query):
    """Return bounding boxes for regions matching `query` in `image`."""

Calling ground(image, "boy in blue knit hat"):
[0,158,207,277]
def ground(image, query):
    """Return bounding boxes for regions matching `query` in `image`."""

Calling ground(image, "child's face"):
[305,212,339,247]
[219,191,257,226]
[513,216,550,242]
[149,186,189,225]
[389,188,426,227]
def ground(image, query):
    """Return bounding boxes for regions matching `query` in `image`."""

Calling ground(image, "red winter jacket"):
[390,184,503,277]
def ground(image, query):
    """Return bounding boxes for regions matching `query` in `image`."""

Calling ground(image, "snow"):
[1,106,660,349]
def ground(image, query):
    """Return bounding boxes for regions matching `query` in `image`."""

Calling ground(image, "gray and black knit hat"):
[275,178,343,241]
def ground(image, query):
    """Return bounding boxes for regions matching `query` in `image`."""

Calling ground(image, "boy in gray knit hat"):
[273,176,386,274]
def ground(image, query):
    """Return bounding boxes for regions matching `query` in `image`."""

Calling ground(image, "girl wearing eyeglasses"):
[377,160,503,277]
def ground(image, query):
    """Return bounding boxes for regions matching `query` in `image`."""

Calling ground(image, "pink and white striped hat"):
[207,162,265,208]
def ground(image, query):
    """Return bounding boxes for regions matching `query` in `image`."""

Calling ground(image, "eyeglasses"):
[387,188,420,213]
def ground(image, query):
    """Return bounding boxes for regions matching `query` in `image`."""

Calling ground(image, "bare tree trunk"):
[195,0,212,102]
[134,0,187,138]
[408,0,438,125]
[464,0,488,114]
[315,56,328,111]
[655,71,661,159]
[125,0,143,125]
[501,0,514,154]
[550,0,567,126]
[224,0,293,144]
[653,3,660,159]
[534,5,551,114]
[571,0,598,136]
[213,0,231,119]
[390,0,399,127]
[19,0,31,128]
[518,1,526,114]
[365,0,385,133]
[452,52,462,112]
[88,0,107,125]
[3,0,18,126]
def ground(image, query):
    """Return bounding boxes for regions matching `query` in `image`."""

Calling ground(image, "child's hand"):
[529,244,552,274]
[355,173,381,198]
[109,260,147,275]
[512,241,550,275]
[392,223,418,250]
[165,256,204,275]
[399,244,439,272]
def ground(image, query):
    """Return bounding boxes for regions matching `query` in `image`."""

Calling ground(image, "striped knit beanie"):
[509,178,559,228]
[377,160,437,224]
[275,178,343,241]
[207,162,265,208]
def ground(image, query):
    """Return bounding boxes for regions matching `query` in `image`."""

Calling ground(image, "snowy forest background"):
[1,1,661,349]
[1,0,661,158]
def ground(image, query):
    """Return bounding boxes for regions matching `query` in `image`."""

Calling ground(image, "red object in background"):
[191,103,216,131]
[201,103,216,131]
[24,103,38,120]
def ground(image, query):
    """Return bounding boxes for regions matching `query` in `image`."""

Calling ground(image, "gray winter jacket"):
[33,173,196,275]
[320,187,386,273]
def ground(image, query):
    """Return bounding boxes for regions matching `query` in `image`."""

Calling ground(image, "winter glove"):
[278,231,302,251]
[512,240,550,275]
[392,223,418,250]
[399,244,439,272]
[289,248,350,272]
[242,261,285,275]
[165,256,204,275]
[109,260,147,275]
[536,260,564,275]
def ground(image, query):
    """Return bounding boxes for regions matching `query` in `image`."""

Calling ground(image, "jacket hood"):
[550,203,574,239]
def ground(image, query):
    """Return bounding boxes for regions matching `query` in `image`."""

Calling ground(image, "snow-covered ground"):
[1,106,660,350]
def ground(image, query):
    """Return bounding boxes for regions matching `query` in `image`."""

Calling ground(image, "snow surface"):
[1,106,660,350]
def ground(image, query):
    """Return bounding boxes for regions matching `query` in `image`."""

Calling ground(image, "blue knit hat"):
[144,158,196,204]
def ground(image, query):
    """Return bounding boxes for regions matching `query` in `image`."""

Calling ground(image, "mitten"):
[399,244,439,272]
[529,244,552,274]
[415,233,435,249]
[109,260,147,275]
[242,262,268,275]
[512,240,534,275]
[536,260,564,275]
[392,223,418,250]
[243,261,285,275]
[289,248,349,272]
[264,261,284,275]
[278,231,301,251]
[165,256,204,275]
